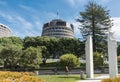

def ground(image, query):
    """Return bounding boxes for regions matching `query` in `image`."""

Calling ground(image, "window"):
[56,21,66,26]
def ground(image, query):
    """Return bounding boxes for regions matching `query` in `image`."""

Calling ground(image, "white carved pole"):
[85,35,94,78]
[108,31,118,78]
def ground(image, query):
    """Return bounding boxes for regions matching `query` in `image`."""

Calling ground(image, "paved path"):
[76,74,109,82]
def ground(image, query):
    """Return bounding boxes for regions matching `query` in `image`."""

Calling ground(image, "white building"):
[0,23,12,37]
[41,19,74,38]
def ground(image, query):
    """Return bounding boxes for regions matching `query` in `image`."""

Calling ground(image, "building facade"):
[41,19,74,38]
[0,23,12,37]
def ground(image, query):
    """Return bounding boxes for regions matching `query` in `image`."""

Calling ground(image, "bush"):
[94,52,104,67]
[117,56,120,61]
[0,71,45,82]
[102,77,120,82]
[40,62,59,67]
[59,53,80,68]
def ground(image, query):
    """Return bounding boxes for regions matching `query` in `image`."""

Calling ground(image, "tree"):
[76,1,112,52]
[20,47,42,69]
[117,45,120,56]
[93,52,104,67]
[9,37,23,48]
[23,36,36,49]
[40,46,49,64]
[0,37,23,50]
[23,36,84,58]
[59,38,84,57]
[59,53,80,68]
[0,45,22,69]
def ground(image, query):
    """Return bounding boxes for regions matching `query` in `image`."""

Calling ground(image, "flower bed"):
[0,71,45,82]
[101,77,120,82]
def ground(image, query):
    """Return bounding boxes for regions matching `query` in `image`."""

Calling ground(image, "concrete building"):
[41,19,74,38]
[0,23,12,37]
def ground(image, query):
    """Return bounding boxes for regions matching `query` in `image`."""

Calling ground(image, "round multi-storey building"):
[41,19,74,38]
[0,23,12,37]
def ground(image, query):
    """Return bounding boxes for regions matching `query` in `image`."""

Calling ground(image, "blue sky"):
[0,0,120,40]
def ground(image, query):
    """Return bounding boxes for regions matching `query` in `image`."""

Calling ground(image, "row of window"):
[42,29,73,34]
[0,25,7,28]
[42,33,74,37]
[43,27,73,32]
[44,21,67,27]
[43,34,74,38]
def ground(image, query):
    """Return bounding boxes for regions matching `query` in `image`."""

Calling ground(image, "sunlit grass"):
[38,74,80,82]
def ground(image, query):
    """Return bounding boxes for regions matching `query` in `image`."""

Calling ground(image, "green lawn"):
[38,75,80,82]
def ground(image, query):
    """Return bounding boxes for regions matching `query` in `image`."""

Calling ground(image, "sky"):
[0,0,120,41]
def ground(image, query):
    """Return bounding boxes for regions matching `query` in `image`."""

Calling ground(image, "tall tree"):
[20,47,42,69]
[0,45,22,69]
[76,1,112,52]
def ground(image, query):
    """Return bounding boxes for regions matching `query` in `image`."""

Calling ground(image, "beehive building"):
[41,19,74,38]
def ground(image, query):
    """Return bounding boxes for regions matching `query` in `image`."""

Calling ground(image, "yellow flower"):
[0,71,45,82]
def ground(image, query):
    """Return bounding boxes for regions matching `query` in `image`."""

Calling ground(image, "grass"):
[38,74,80,82]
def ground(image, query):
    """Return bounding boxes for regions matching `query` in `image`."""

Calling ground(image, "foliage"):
[0,45,22,68]
[40,62,59,67]
[38,75,80,82]
[76,1,112,53]
[23,36,36,49]
[101,77,120,82]
[0,37,23,49]
[0,71,45,82]
[0,36,84,69]
[117,45,120,56]
[117,56,120,61]
[23,36,84,58]
[93,52,104,67]
[40,46,49,59]
[20,47,42,69]
[59,54,80,68]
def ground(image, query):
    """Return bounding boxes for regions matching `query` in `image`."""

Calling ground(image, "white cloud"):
[0,12,33,29]
[15,16,33,30]
[0,12,14,21]
[68,0,75,6]
[111,17,120,41]
[19,5,38,14]
[67,0,87,7]
[67,0,112,8]
[0,11,43,37]
[72,22,82,38]
[99,0,111,4]
[34,21,42,32]
[67,19,82,38]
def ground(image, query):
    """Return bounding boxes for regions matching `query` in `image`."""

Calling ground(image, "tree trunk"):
[92,15,96,52]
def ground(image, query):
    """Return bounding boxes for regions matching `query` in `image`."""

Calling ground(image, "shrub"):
[40,61,59,67]
[101,77,120,82]
[59,53,80,68]
[94,52,104,67]
[117,56,120,61]
[0,71,45,82]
